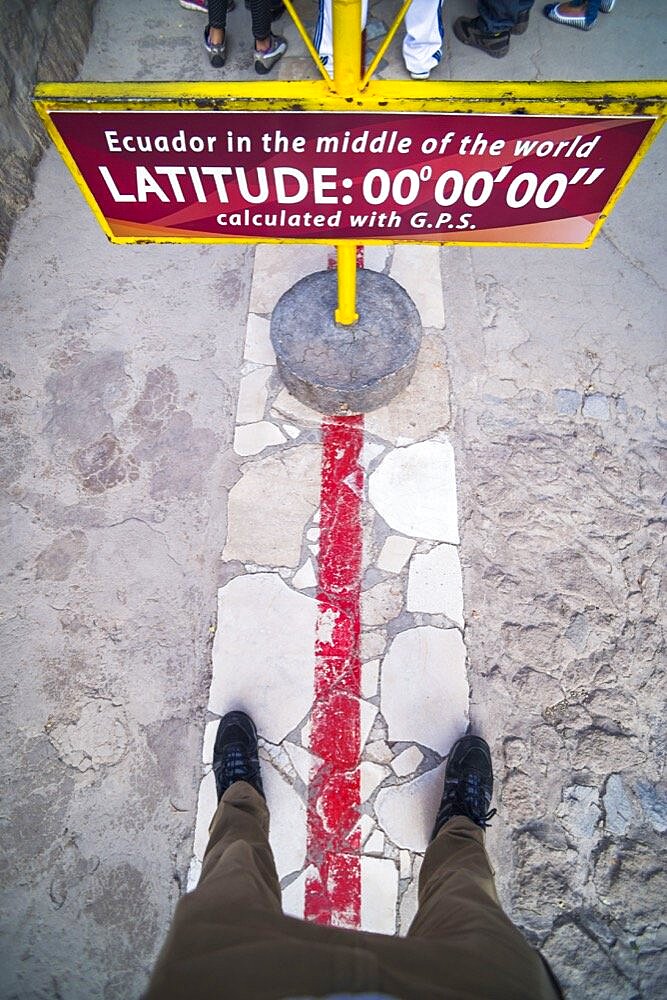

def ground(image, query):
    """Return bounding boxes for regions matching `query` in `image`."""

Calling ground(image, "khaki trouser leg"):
[393,816,562,999]
[147,790,562,1000]
[197,781,282,913]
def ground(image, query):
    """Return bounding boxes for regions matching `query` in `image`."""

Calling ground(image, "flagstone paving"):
[189,243,469,930]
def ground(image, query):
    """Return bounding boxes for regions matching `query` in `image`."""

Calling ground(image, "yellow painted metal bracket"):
[34,78,667,116]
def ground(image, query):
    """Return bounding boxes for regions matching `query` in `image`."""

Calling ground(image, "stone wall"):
[0,0,96,269]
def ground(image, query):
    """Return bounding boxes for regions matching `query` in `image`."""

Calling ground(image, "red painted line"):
[326,247,365,270]
[305,414,364,927]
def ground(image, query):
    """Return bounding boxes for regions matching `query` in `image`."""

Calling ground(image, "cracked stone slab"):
[223,444,320,566]
[292,558,317,590]
[236,367,272,424]
[376,534,416,573]
[381,626,469,754]
[360,761,390,800]
[375,764,446,852]
[407,543,464,625]
[361,658,380,699]
[193,771,218,863]
[233,422,287,456]
[392,746,424,777]
[244,314,276,365]
[365,337,451,445]
[281,865,316,919]
[250,244,330,314]
[361,577,404,627]
[368,440,459,542]
[360,856,399,934]
[209,573,317,744]
[390,246,445,328]
[262,756,307,880]
[398,855,423,933]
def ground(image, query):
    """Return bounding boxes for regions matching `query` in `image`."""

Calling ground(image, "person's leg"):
[402,0,444,80]
[477,0,534,30]
[205,0,229,64]
[207,0,228,40]
[248,0,288,72]
[198,781,282,908]
[248,0,272,47]
[401,736,563,999]
[314,0,368,75]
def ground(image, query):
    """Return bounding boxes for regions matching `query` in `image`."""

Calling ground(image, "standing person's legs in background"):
[204,0,287,70]
[477,0,535,30]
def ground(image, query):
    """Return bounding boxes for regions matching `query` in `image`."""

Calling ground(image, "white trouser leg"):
[402,0,444,76]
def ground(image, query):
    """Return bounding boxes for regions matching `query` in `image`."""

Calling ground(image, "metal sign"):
[42,108,654,247]
[36,78,666,253]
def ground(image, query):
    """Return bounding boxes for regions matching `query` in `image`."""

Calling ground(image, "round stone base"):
[270,269,422,415]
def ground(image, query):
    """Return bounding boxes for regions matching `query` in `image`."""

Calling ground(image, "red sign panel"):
[49,110,653,245]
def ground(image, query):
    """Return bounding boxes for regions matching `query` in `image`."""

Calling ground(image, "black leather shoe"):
[213,711,265,801]
[453,16,510,57]
[431,735,496,840]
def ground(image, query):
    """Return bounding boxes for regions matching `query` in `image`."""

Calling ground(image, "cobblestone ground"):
[0,0,665,998]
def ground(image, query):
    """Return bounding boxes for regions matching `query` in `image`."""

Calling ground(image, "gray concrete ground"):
[1,0,665,997]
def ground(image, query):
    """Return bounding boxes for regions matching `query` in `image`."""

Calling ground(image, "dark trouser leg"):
[248,0,272,42]
[478,0,534,30]
[406,817,563,999]
[207,0,229,29]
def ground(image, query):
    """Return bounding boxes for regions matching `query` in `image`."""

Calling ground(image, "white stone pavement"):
[188,243,469,934]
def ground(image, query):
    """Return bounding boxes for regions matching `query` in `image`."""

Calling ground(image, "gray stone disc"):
[270,269,423,415]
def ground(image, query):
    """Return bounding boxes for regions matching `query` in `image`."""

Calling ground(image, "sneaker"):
[453,16,510,58]
[511,9,530,34]
[213,711,265,801]
[204,24,227,66]
[431,735,497,840]
[254,33,287,74]
[410,70,431,79]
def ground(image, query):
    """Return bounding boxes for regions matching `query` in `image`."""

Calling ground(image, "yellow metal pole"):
[334,242,359,325]
[332,0,362,96]
[332,0,362,324]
